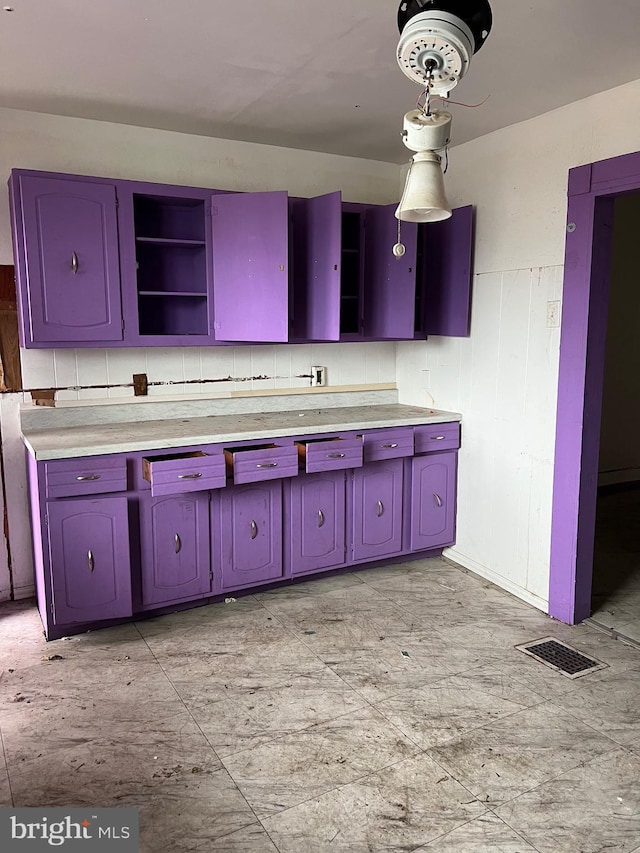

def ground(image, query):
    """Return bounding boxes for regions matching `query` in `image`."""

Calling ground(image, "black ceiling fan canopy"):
[397,0,493,53]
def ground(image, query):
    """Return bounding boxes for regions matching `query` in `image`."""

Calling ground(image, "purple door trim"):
[550,150,640,623]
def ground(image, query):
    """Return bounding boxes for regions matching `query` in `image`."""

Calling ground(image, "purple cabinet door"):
[363,203,418,340]
[410,452,457,551]
[291,192,342,341]
[288,472,346,575]
[47,497,132,625]
[139,493,211,608]
[422,205,474,337]
[220,481,283,590]
[352,459,404,561]
[212,191,289,342]
[19,175,123,344]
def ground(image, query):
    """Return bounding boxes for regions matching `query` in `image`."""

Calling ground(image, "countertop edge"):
[23,408,462,461]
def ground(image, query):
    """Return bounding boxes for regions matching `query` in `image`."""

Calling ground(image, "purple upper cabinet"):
[352,458,404,562]
[212,191,290,342]
[139,493,211,609]
[420,205,474,337]
[291,192,342,341]
[16,174,123,345]
[363,204,418,340]
[47,497,132,625]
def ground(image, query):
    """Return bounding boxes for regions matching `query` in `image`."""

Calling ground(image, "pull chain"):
[424,58,436,116]
[393,211,406,259]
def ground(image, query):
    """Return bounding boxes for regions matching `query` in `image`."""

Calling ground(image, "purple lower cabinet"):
[288,472,346,576]
[139,493,211,608]
[352,459,404,561]
[46,497,132,625]
[410,452,457,551]
[219,481,284,590]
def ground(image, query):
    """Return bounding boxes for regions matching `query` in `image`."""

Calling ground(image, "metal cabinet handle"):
[178,472,203,480]
[382,443,399,449]
[71,251,79,274]
[76,474,100,482]
[431,436,446,441]
[377,500,384,517]
[328,452,346,459]
[250,520,258,540]
[433,492,443,508]
[174,533,181,554]
[87,550,94,572]
[318,509,325,528]
[256,462,278,469]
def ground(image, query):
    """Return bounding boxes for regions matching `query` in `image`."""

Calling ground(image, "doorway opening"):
[588,193,640,642]
[549,151,640,628]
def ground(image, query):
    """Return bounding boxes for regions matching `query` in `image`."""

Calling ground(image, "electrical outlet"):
[311,366,327,387]
[547,301,561,328]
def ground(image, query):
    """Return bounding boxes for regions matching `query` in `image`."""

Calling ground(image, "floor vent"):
[515,637,608,679]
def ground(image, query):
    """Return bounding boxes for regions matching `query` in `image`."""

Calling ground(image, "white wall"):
[398,78,640,611]
[599,193,640,485]
[0,106,400,600]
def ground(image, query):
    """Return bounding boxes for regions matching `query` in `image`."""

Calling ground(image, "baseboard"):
[443,547,549,614]
[13,584,35,601]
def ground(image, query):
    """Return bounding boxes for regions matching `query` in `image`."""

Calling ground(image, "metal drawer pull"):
[178,472,203,480]
[318,509,325,528]
[433,493,443,508]
[256,462,278,469]
[71,251,79,274]
[87,550,94,572]
[250,520,258,540]
[382,443,399,449]
[328,452,346,459]
[431,436,446,441]
[76,474,100,482]
[174,533,181,554]
[377,500,384,517]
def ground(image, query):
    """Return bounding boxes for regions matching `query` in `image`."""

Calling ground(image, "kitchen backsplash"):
[19,342,398,403]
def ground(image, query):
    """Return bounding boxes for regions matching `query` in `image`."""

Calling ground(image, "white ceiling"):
[1,0,640,163]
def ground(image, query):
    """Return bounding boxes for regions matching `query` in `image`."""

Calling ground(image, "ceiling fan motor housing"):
[397,0,492,93]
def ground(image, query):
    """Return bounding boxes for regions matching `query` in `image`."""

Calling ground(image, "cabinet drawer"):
[142,451,225,497]
[362,428,414,462]
[414,422,461,454]
[224,443,298,485]
[45,456,127,499]
[296,437,363,473]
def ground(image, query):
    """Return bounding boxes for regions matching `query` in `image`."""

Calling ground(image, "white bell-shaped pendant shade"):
[395,151,452,223]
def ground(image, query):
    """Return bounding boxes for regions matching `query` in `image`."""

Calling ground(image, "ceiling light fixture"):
[395,0,492,225]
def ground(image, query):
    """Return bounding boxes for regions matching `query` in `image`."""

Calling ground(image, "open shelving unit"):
[340,210,362,335]
[133,195,208,337]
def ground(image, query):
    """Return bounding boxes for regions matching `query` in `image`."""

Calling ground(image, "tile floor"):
[0,556,639,852]
[590,487,640,643]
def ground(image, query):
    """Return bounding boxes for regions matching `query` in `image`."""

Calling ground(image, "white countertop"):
[23,404,461,461]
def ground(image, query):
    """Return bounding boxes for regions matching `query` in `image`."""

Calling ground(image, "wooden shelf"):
[136,237,206,247]
[138,291,207,298]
